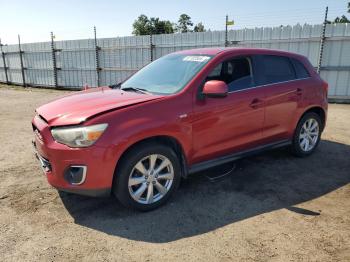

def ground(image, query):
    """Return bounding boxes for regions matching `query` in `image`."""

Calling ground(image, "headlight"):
[51,123,108,148]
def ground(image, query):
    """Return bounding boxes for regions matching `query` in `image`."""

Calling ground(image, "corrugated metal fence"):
[1,23,350,98]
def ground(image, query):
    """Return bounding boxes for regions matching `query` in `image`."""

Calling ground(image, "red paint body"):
[32,48,328,195]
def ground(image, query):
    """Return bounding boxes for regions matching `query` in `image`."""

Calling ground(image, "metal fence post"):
[150,34,154,62]
[225,15,228,47]
[50,32,58,87]
[317,6,328,74]
[94,26,101,87]
[0,38,9,84]
[18,35,26,87]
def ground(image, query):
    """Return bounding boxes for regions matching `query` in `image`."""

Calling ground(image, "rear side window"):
[255,55,296,85]
[291,58,310,79]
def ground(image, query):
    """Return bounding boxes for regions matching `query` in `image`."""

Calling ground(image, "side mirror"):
[202,80,228,98]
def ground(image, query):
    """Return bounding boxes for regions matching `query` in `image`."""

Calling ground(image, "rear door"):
[191,56,265,163]
[253,55,304,142]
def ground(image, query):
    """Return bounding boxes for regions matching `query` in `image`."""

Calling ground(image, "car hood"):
[36,87,163,126]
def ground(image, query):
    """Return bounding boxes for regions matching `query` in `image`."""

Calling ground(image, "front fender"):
[85,92,193,187]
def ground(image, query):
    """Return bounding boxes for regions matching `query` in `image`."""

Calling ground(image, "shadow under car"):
[59,140,350,243]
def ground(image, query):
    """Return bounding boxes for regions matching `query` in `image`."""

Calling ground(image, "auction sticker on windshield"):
[183,56,210,62]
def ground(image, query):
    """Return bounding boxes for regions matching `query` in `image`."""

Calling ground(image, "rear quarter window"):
[291,58,310,79]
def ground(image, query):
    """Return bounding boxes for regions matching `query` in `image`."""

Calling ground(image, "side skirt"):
[188,140,291,174]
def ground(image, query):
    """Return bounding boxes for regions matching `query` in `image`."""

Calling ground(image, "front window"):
[121,54,212,95]
[205,56,253,92]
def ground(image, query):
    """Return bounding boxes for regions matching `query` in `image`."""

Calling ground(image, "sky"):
[0,0,347,44]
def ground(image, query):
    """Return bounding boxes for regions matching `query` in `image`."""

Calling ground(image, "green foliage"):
[132,14,206,35]
[132,15,151,35]
[327,2,350,24]
[132,15,174,35]
[149,17,174,34]
[177,14,194,33]
[194,22,206,32]
[334,15,350,23]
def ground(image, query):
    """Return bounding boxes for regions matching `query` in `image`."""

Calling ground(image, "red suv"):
[32,48,328,211]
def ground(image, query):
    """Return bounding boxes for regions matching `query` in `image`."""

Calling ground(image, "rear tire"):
[291,112,322,157]
[113,143,181,211]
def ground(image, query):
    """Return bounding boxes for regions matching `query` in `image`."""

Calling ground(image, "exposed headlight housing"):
[51,123,108,148]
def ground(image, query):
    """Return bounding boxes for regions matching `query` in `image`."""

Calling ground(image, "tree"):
[132,15,152,35]
[149,17,174,34]
[194,22,206,32]
[334,15,350,23]
[132,15,174,35]
[177,14,194,33]
[328,2,350,24]
[132,13,206,35]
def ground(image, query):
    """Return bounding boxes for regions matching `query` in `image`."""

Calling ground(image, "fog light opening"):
[64,166,87,185]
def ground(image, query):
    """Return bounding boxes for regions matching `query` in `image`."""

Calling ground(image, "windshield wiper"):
[109,82,122,89]
[120,86,151,94]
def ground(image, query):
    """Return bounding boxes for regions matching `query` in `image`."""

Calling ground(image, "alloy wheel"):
[128,154,174,204]
[299,118,319,152]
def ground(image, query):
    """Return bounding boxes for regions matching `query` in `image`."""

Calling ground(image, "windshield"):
[121,54,212,95]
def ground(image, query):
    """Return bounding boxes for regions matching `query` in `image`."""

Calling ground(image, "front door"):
[191,56,265,164]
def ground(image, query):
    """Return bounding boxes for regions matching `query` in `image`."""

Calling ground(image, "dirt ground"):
[0,85,349,262]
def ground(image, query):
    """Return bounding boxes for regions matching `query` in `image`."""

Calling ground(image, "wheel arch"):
[299,106,326,131]
[112,135,188,188]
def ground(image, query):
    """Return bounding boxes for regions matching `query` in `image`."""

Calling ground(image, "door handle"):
[250,98,263,109]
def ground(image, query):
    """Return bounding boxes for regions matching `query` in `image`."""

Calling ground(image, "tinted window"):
[291,58,310,79]
[206,57,253,91]
[257,55,296,85]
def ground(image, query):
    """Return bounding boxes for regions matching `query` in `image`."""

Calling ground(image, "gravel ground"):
[0,85,349,262]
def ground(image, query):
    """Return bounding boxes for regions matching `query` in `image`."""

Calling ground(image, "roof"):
[174,47,305,58]
[175,47,225,55]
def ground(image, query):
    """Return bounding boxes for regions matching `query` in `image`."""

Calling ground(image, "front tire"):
[113,143,181,211]
[291,112,322,157]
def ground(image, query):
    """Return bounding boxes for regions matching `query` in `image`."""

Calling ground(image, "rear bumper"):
[32,115,115,196]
